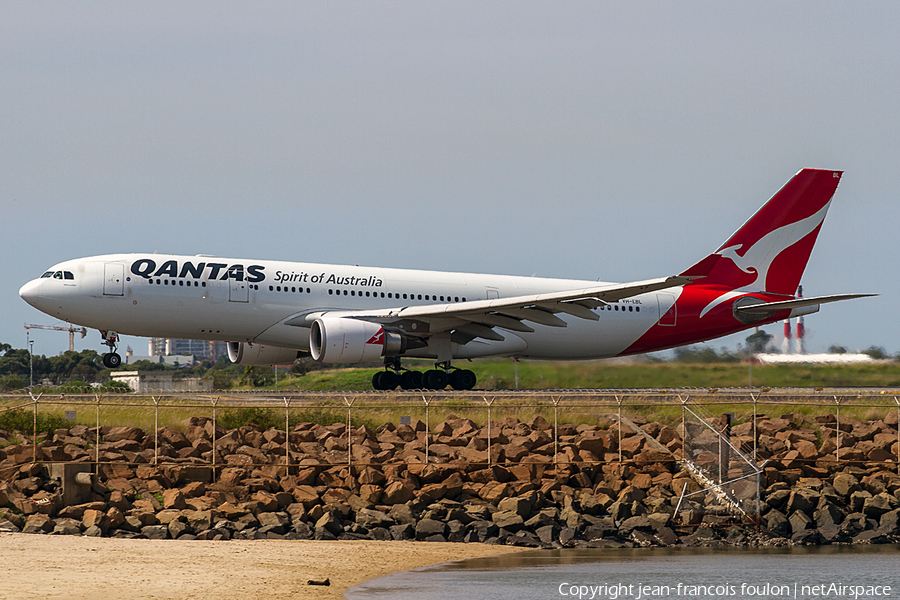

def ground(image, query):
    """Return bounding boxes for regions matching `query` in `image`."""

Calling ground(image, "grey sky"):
[2,2,897,358]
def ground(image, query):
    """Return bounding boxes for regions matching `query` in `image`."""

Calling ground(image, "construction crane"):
[24,323,88,352]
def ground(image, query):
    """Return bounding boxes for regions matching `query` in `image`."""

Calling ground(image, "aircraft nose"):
[19,279,42,308]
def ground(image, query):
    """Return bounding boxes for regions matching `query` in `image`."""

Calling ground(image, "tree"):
[745,330,774,355]
[861,346,889,360]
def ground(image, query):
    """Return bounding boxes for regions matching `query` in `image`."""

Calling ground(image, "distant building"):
[110,371,213,392]
[147,338,226,361]
[753,353,875,364]
[124,353,199,367]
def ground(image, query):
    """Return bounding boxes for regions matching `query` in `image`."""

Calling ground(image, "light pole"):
[28,335,34,389]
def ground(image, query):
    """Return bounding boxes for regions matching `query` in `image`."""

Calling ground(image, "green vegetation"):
[0,408,68,437]
[2,337,899,394]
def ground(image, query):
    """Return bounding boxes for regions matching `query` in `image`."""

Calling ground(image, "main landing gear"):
[372,360,476,391]
[99,330,122,369]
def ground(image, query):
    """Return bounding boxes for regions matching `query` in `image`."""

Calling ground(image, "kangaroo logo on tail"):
[679,169,842,317]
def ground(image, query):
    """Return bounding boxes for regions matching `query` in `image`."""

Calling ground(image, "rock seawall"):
[1,411,899,547]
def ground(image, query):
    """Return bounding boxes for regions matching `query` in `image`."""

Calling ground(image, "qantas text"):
[130,259,265,283]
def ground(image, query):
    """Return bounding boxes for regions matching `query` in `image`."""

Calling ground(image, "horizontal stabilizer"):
[734,293,876,315]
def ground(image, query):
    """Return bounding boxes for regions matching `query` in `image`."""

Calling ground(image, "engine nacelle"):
[227,342,301,366]
[310,317,411,363]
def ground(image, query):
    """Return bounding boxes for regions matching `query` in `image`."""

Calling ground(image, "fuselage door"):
[229,279,249,303]
[103,263,124,296]
[657,293,676,326]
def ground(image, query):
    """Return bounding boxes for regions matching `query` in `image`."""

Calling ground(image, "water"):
[346,545,900,600]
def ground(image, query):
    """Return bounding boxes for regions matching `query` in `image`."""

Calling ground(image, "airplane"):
[19,169,873,391]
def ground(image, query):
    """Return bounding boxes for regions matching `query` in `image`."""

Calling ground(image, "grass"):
[250,360,900,391]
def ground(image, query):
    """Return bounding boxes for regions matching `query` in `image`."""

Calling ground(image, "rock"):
[315,512,343,536]
[619,515,652,533]
[863,493,898,519]
[765,509,790,537]
[142,524,169,539]
[382,482,415,505]
[162,489,187,510]
[814,503,844,528]
[788,510,812,534]
[832,472,860,497]
[496,496,532,519]
[478,482,512,505]
[491,510,525,532]
[467,520,499,542]
[536,524,558,544]
[390,523,415,540]
[356,508,394,529]
[51,518,83,535]
[415,518,447,541]
[22,514,53,534]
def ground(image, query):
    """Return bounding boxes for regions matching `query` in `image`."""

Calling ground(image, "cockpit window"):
[53,272,63,279]
[64,271,74,280]
[41,272,54,278]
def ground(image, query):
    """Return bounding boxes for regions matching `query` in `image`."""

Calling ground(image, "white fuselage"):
[19,253,673,360]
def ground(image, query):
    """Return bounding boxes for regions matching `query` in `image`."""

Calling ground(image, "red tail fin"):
[680,169,842,295]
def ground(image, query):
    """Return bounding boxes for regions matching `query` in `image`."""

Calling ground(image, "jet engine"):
[309,316,420,363]
[226,342,301,366]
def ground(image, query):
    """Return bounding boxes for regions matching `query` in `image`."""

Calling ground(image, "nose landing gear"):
[100,330,121,369]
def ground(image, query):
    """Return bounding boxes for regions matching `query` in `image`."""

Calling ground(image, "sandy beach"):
[0,533,523,600]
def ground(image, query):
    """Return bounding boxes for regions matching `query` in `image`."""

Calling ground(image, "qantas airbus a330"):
[20,169,872,390]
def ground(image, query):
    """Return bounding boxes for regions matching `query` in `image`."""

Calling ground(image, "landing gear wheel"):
[400,370,423,390]
[103,352,122,369]
[449,369,476,390]
[423,369,448,390]
[377,371,399,390]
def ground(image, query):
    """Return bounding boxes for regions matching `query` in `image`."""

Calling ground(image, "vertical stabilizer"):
[680,169,842,295]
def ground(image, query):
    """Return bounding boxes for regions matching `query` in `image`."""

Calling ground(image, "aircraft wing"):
[287,275,693,343]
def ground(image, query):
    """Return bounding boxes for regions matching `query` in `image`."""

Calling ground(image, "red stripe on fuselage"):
[622,286,792,355]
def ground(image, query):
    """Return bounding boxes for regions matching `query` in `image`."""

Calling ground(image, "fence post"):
[422,395,431,465]
[152,396,160,465]
[284,397,291,470]
[29,392,40,464]
[834,396,842,464]
[211,397,219,475]
[680,394,688,465]
[552,396,560,466]
[344,397,354,468]
[95,393,101,475]
[483,397,494,466]
[616,395,623,473]
[895,397,900,476]
[752,392,759,462]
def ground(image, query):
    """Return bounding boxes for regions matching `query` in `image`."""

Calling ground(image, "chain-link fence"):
[1,389,898,482]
